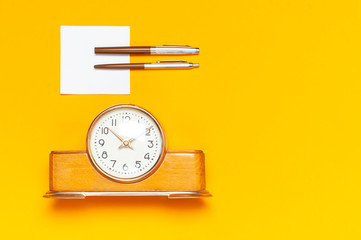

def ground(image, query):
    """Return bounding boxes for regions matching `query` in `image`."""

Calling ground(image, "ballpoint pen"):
[94,61,199,70]
[94,45,199,55]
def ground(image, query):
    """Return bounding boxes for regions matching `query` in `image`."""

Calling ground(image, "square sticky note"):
[60,26,130,94]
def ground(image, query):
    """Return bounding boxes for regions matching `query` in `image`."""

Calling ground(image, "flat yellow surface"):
[1,0,361,239]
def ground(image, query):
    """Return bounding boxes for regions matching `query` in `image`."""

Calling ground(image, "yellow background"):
[1,0,361,239]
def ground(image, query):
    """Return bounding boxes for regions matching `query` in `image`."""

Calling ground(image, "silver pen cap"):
[151,45,199,55]
[144,61,200,69]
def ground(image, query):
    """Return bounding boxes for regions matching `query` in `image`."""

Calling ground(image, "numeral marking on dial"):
[135,161,141,168]
[122,164,128,171]
[110,160,116,167]
[122,116,131,123]
[101,127,109,135]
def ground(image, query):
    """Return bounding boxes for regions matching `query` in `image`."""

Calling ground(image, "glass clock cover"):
[86,105,166,183]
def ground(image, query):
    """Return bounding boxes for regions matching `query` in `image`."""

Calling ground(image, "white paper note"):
[60,26,130,94]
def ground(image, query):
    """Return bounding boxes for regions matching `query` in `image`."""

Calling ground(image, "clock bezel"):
[86,104,167,184]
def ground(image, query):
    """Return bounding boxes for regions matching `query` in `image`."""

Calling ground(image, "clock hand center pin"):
[122,140,134,150]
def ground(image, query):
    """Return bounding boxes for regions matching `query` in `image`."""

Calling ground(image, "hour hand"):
[131,125,154,142]
[109,128,124,143]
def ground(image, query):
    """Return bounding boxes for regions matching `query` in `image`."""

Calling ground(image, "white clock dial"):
[87,105,166,183]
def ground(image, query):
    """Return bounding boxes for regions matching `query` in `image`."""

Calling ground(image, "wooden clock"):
[44,104,211,199]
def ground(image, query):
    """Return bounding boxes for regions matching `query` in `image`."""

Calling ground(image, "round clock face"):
[86,105,166,183]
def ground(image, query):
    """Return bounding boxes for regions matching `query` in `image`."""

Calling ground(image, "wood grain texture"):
[49,150,206,192]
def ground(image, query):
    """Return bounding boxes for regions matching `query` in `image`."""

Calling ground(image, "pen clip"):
[161,45,191,47]
[156,60,188,63]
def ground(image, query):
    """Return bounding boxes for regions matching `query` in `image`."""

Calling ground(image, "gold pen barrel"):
[94,63,145,69]
[95,46,151,54]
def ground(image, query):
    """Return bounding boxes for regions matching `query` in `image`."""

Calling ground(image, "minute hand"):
[108,128,125,143]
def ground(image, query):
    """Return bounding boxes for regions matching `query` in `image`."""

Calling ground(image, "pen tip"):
[193,63,200,68]
[196,48,200,54]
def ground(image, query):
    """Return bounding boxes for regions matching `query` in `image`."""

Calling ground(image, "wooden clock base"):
[44,150,211,199]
